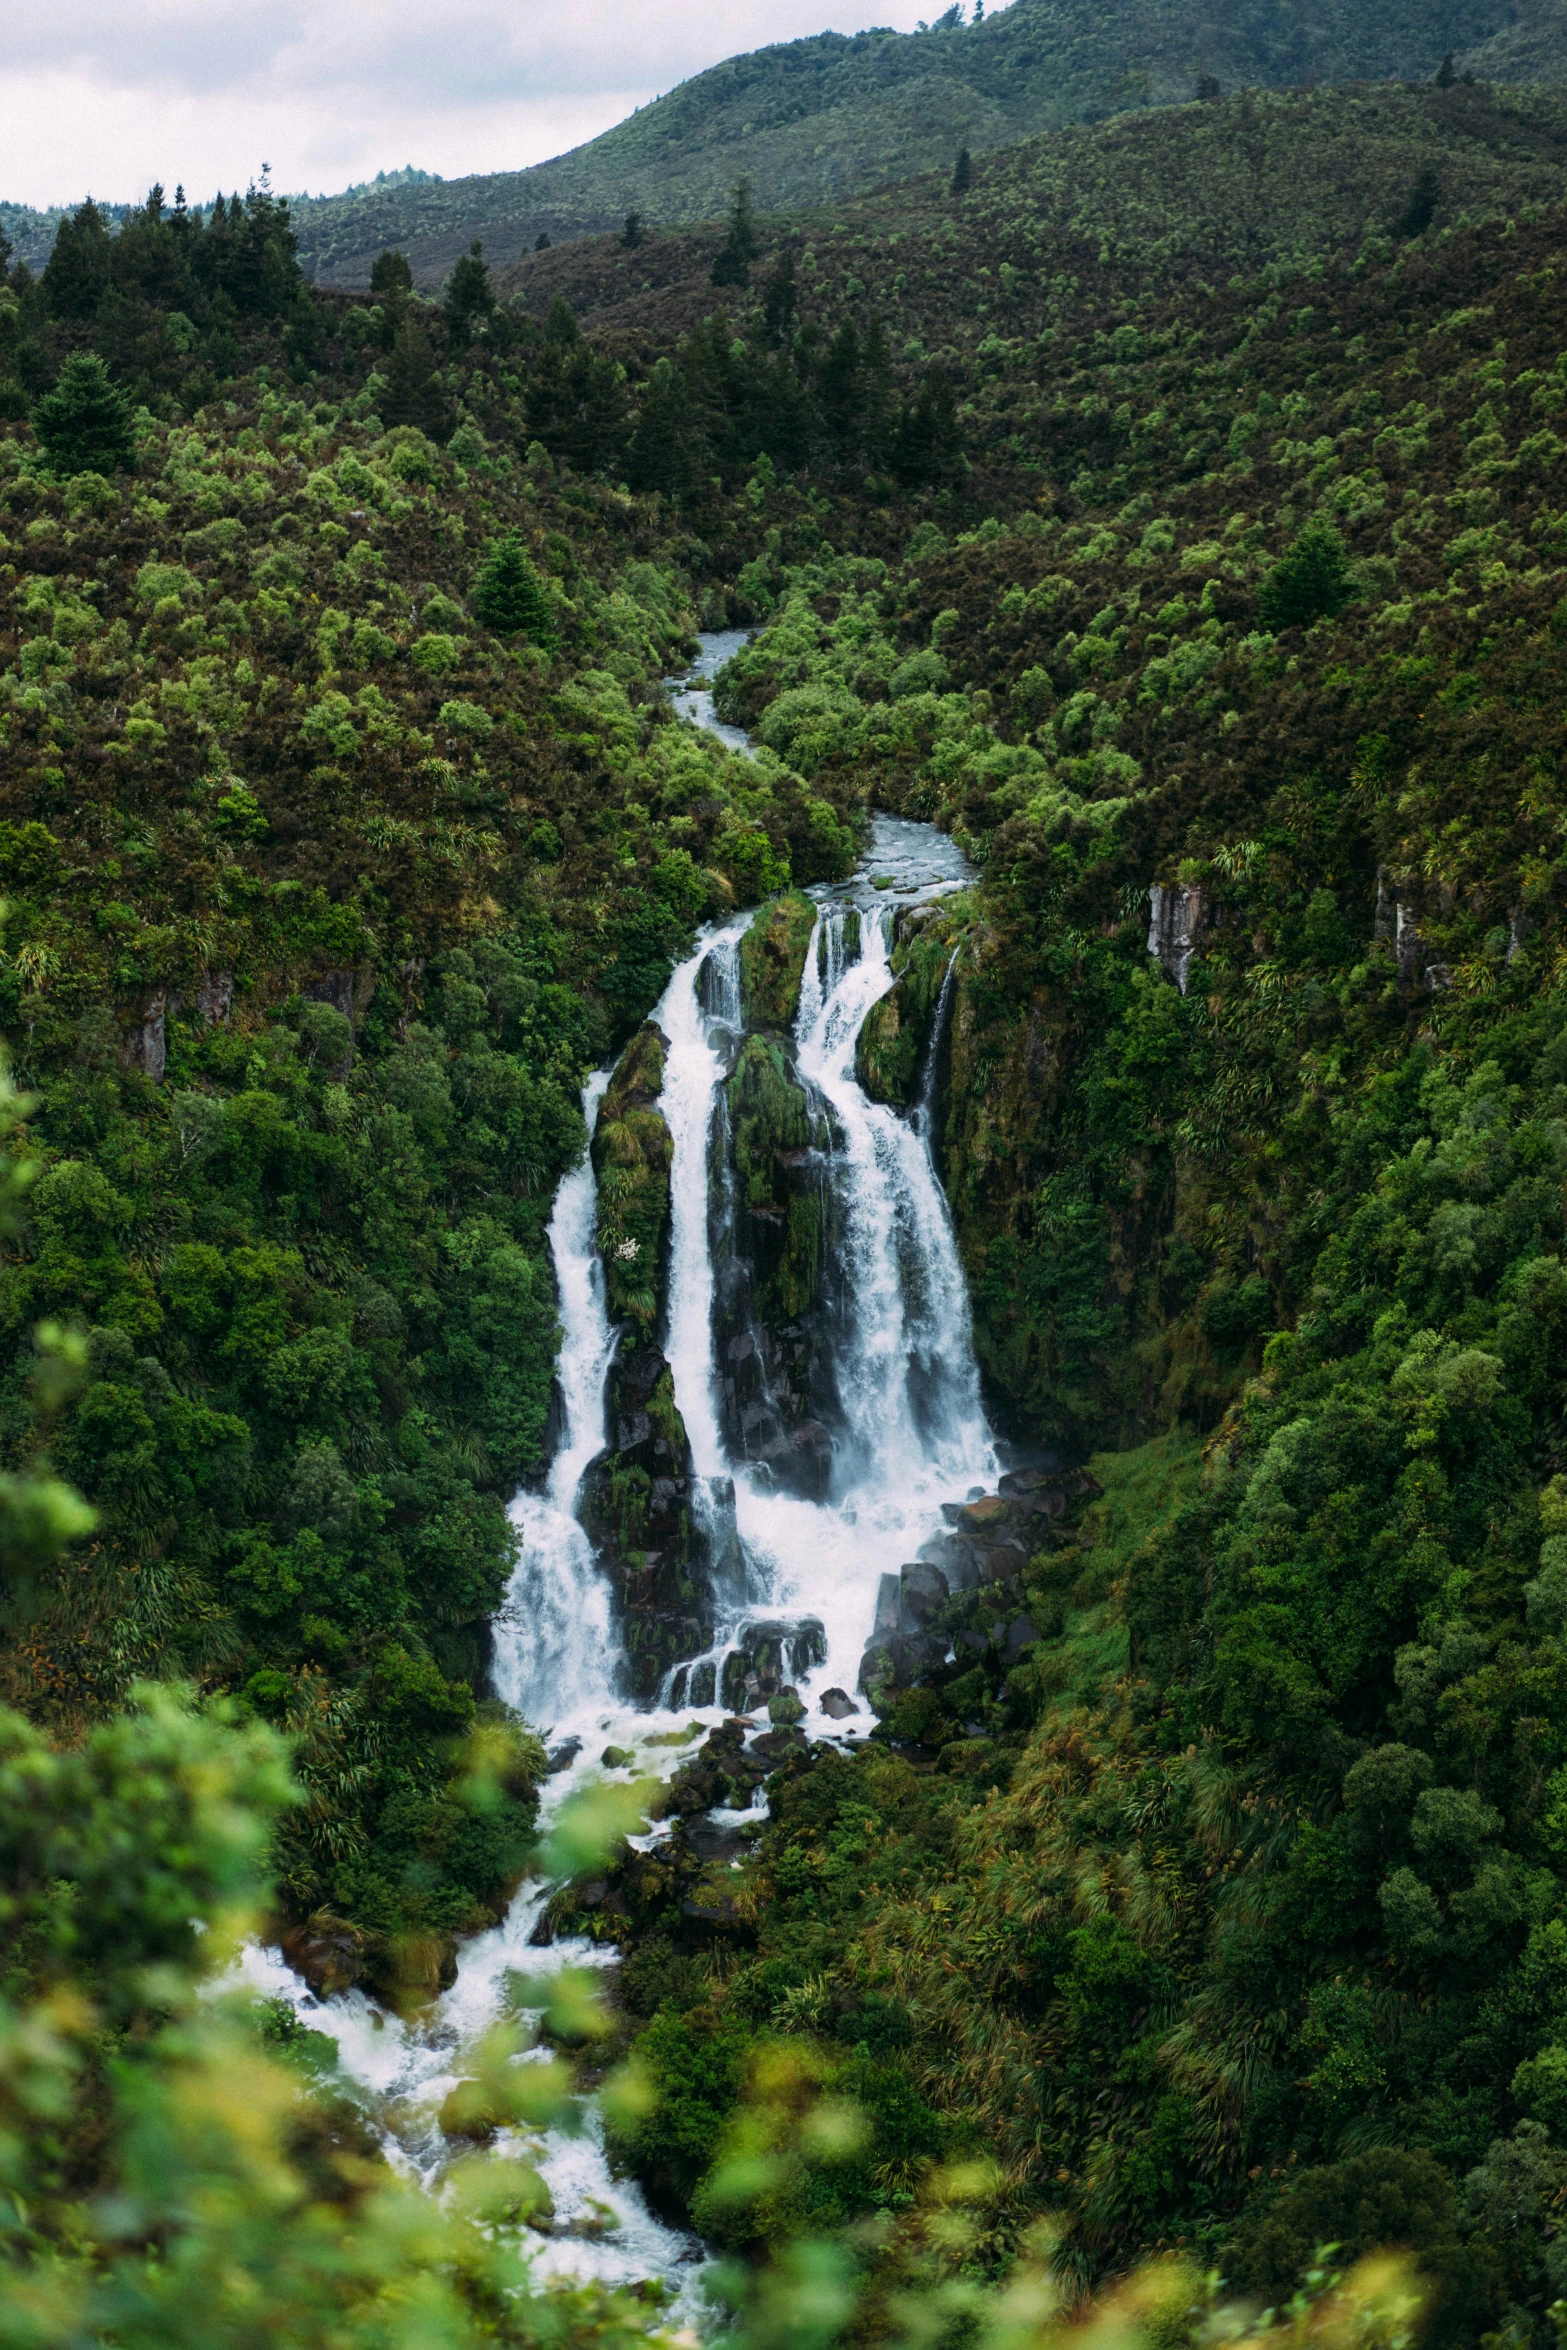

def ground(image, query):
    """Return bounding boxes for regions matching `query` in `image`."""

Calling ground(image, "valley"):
[7,47,1567,2350]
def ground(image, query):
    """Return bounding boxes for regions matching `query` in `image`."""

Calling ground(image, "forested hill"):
[5,0,1556,291]
[286,0,1567,289]
[15,77,1567,2350]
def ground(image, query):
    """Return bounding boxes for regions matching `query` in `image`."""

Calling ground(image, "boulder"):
[819,1687,859,1719]
[899,1560,949,1630]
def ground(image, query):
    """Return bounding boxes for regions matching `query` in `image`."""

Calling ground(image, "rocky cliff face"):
[577,1341,715,1700]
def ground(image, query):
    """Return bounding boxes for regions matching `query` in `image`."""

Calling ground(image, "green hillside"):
[17,66,1567,2350]
[207,0,1567,289]
[492,78,1567,345]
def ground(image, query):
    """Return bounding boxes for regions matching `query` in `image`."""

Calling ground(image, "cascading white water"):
[238,639,997,2311]
[492,1069,618,1725]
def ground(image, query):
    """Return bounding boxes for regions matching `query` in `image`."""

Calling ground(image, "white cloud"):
[0,0,953,210]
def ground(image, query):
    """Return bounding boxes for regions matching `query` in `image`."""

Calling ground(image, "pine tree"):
[892,365,963,485]
[1257,518,1353,633]
[534,232,552,252]
[471,532,555,645]
[443,240,493,346]
[382,312,449,439]
[370,248,414,302]
[31,351,136,477]
[762,251,798,348]
[42,199,113,320]
[710,181,758,289]
[1394,165,1441,240]
[951,147,973,194]
[1435,49,1457,87]
[620,211,645,249]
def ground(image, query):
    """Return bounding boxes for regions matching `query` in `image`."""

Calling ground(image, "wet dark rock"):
[899,1560,949,1629]
[600,1745,635,1769]
[718,1616,826,1711]
[874,1573,901,1634]
[1005,1614,1040,1662]
[280,1910,378,1996]
[750,1725,808,1764]
[682,1815,756,1863]
[712,1026,846,1500]
[768,1686,806,1725]
[545,1737,583,1775]
[819,1687,860,1719]
[579,1337,717,1701]
[667,1720,768,1815]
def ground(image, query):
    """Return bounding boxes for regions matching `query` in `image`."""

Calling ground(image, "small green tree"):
[710,181,758,289]
[620,210,645,249]
[1258,517,1354,632]
[443,239,493,346]
[370,247,414,301]
[471,532,555,646]
[951,146,973,193]
[31,351,136,477]
[1435,48,1457,86]
[382,311,449,438]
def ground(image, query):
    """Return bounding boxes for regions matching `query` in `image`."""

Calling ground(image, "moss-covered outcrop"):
[592,1022,672,1331]
[854,906,963,1109]
[738,892,818,1032]
[713,1034,840,1498]
[577,1341,714,1700]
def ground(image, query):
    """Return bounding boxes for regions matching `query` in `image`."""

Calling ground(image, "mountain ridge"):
[5,0,1562,290]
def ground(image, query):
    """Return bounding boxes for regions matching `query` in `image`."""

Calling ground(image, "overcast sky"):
[0,0,984,212]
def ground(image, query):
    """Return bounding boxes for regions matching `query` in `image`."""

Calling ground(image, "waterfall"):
[238,643,996,2307]
[492,1069,618,1727]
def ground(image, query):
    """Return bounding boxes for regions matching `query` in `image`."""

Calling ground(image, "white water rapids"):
[242,633,996,2313]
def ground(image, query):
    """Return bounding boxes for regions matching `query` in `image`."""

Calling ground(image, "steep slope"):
[285,0,1540,288]
[492,78,1567,345]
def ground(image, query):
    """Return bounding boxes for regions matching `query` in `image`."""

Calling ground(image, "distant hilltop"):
[7,0,1564,287]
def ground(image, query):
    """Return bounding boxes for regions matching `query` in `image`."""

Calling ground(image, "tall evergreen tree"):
[620,211,645,249]
[892,364,962,485]
[443,241,493,347]
[43,200,113,320]
[382,311,449,439]
[951,146,973,194]
[1257,518,1353,632]
[762,250,798,348]
[471,532,555,645]
[31,351,136,476]
[370,248,414,302]
[710,181,759,289]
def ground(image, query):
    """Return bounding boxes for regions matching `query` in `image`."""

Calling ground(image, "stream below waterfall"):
[244,632,996,2317]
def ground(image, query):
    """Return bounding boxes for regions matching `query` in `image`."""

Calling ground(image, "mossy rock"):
[740,892,818,1031]
[728,1034,812,1214]
[593,1022,672,1328]
[856,921,958,1108]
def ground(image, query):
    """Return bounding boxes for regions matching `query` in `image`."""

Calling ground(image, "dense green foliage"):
[16,62,1567,2350]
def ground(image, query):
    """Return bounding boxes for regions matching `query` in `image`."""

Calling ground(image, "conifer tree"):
[382,311,449,438]
[534,231,551,251]
[620,211,644,249]
[951,147,973,194]
[42,199,113,319]
[1257,517,1353,632]
[1436,49,1457,86]
[471,532,555,646]
[710,181,758,289]
[370,248,414,302]
[443,240,493,346]
[762,250,798,347]
[31,351,135,476]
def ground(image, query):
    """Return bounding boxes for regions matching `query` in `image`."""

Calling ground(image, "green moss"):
[854,918,958,1107]
[739,892,818,1032]
[592,1023,672,1329]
